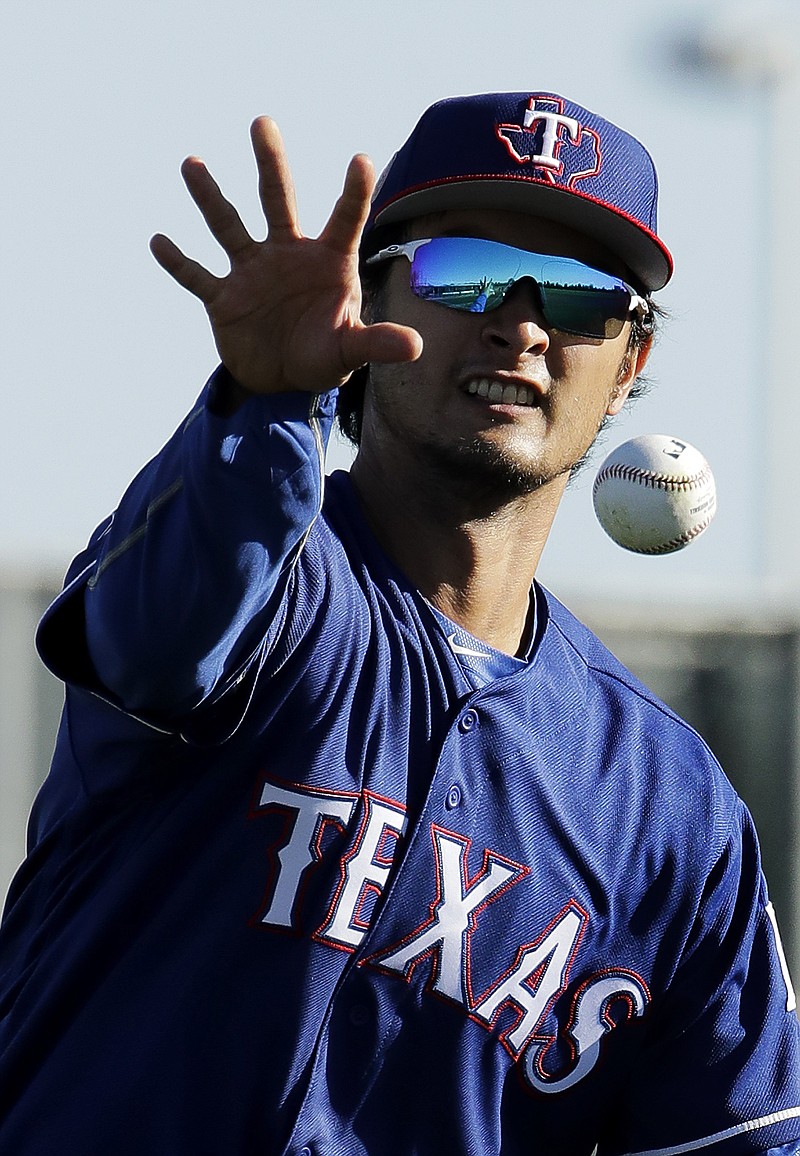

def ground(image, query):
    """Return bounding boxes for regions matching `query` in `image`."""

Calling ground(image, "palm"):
[203,234,363,394]
[150,117,421,396]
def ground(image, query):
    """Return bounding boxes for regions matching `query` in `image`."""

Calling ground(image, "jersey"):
[0,368,798,1156]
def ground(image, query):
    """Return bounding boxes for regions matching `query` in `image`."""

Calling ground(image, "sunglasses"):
[366,235,651,340]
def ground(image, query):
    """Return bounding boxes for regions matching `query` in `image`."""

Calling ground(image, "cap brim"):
[373,177,672,292]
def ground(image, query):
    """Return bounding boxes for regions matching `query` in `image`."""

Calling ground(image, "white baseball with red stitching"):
[592,434,716,555]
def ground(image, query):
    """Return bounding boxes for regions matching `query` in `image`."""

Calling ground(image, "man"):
[0,92,797,1155]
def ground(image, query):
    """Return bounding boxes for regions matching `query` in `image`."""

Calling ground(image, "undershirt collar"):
[424,587,538,690]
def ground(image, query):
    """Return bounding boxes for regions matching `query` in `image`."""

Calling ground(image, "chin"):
[426,436,561,499]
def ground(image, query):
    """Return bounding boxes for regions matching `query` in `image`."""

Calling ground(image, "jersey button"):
[349,1003,370,1026]
[458,709,478,733]
[446,784,462,809]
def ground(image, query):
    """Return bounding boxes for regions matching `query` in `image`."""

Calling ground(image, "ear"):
[606,333,653,416]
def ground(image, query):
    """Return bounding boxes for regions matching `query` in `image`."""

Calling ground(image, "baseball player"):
[0,92,798,1155]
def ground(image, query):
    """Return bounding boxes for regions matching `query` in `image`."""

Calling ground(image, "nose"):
[480,279,550,357]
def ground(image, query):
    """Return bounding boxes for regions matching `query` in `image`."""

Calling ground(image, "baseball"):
[593,435,716,555]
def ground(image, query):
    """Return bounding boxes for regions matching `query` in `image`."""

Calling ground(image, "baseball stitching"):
[627,516,715,555]
[592,462,714,494]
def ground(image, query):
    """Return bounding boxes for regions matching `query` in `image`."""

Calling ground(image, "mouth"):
[464,377,540,408]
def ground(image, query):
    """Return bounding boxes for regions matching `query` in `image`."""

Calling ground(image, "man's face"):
[360,208,649,500]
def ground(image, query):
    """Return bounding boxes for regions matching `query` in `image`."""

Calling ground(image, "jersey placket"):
[280,693,493,1154]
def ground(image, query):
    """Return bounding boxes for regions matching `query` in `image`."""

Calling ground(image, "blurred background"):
[2,0,800,974]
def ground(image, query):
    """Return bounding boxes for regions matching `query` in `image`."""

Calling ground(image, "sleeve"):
[602,802,800,1156]
[36,366,337,733]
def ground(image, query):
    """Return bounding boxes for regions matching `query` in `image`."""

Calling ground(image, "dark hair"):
[623,297,665,404]
[336,363,373,448]
[335,235,663,448]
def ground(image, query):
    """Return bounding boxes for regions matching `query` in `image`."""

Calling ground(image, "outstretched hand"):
[150,117,422,396]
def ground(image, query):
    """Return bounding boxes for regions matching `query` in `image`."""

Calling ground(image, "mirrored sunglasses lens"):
[539,285,629,338]
[535,258,630,338]
[410,240,631,338]
[410,238,521,312]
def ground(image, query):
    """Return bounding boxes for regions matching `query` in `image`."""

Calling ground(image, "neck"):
[349,443,567,657]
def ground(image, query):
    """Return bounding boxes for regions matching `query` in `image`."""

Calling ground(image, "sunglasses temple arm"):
[364,239,430,267]
[629,293,652,319]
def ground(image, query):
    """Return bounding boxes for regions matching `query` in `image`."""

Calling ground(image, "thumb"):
[342,321,423,372]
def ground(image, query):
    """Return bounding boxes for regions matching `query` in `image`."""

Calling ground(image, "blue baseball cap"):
[365,92,672,292]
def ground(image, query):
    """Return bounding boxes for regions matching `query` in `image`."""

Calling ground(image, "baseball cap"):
[364,92,672,293]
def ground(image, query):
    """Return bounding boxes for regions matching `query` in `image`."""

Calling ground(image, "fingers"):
[177,156,253,260]
[251,116,301,241]
[319,153,375,256]
[149,233,220,303]
[251,119,373,255]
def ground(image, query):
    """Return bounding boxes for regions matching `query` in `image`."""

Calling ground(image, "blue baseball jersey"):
[0,369,798,1155]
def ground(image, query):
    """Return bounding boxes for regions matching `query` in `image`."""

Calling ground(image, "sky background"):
[3,0,799,606]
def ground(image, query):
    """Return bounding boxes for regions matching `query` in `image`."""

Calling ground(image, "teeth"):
[465,378,537,407]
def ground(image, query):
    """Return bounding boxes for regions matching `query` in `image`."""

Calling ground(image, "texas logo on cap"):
[495,96,602,188]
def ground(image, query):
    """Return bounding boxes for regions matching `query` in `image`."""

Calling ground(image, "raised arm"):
[40,119,422,729]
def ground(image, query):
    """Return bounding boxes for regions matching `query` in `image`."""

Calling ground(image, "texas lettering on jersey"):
[250,776,650,1094]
